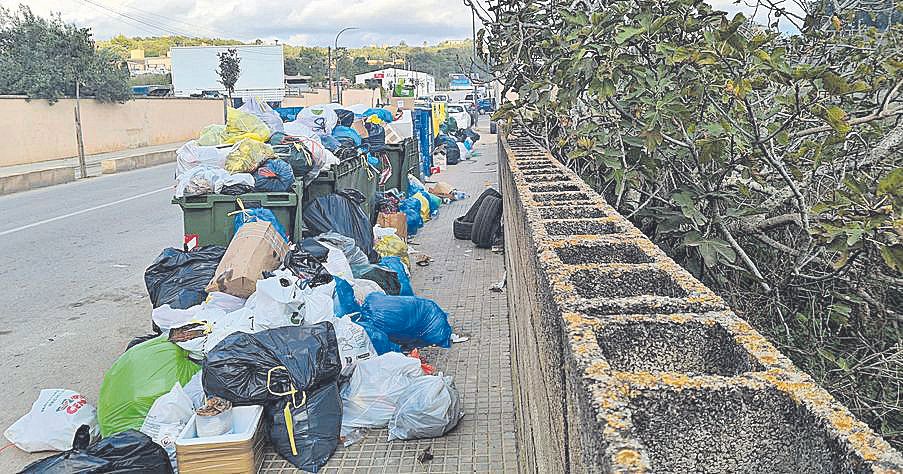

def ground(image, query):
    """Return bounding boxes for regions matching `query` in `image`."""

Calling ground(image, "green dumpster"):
[173,179,304,246]
[303,156,378,222]
[380,138,418,195]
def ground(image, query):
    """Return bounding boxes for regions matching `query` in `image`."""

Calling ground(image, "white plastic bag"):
[301,289,335,325]
[140,382,195,471]
[295,106,338,136]
[245,270,305,329]
[176,140,231,178]
[183,371,205,410]
[175,166,231,198]
[352,278,385,304]
[222,172,255,188]
[331,315,377,374]
[340,353,423,436]
[320,242,354,280]
[388,374,464,441]
[457,141,469,161]
[283,121,320,140]
[239,97,284,134]
[316,232,370,268]
[4,389,100,452]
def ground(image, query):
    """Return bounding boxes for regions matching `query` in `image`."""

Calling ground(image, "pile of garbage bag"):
[8,102,475,473]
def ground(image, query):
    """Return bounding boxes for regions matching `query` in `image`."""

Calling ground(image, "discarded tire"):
[461,188,501,223]
[470,195,503,248]
[453,216,473,240]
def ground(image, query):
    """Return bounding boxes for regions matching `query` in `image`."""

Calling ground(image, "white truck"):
[170,45,285,102]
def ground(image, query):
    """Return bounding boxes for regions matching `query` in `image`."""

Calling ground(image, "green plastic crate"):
[173,180,303,246]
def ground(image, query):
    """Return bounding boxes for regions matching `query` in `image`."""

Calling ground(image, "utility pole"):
[74,80,87,179]
[327,46,333,102]
[333,26,358,105]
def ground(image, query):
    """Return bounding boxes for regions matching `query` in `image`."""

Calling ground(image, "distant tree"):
[0,4,130,103]
[216,48,240,101]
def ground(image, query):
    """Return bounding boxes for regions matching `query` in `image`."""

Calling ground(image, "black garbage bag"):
[298,238,331,261]
[334,109,355,127]
[353,264,402,295]
[265,382,341,472]
[363,122,386,152]
[303,190,379,263]
[203,323,341,406]
[144,246,226,309]
[21,425,172,474]
[220,183,255,195]
[284,249,333,288]
[254,159,295,192]
[273,141,314,177]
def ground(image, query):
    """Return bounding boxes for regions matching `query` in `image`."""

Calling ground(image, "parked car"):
[478,97,496,113]
[446,103,472,130]
[432,93,449,103]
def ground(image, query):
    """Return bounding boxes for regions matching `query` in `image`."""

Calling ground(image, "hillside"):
[98,36,479,88]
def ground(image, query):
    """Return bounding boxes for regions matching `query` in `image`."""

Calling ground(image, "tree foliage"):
[475,0,903,447]
[0,5,130,103]
[216,48,241,98]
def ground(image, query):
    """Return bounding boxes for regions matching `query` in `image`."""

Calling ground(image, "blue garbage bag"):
[350,315,401,354]
[320,135,342,153]
[379,256,414,296]
[332,125,362,147]
[398,198,423,236]
[358,293,452,349]
[363,108,393,123]
[253,159,294,192]
[363,122,386,151]
[333,277,362,317]
[408,177,426,196]
[233,207,289,242]
[416,191,440,216]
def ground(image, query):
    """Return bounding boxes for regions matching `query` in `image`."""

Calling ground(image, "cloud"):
[1,0,479,45]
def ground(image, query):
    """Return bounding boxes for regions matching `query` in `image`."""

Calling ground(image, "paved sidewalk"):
[259,129,518,473]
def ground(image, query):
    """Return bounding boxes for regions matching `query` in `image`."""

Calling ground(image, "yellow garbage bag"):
[225,138,274,173]
[197,124,227,146]
[224,107,271,143]
[375,234,410,268]
[414,193,430,223]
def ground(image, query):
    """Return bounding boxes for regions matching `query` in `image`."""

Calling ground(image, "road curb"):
[101,150,176,174]
[0,166,75,195]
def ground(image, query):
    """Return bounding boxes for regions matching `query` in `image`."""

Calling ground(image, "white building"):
[354,68,435,98]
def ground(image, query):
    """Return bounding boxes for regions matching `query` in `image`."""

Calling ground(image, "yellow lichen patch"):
[847,431,881,462]
[614,449,643,467]
[616,371,658,387]
[585,361,610,379]
[758,354,778,365]
[660,373,694,388]
[831,412,855,432]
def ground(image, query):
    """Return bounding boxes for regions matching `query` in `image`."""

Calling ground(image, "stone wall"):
[498,129,903,473]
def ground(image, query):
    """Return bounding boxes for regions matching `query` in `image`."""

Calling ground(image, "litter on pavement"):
[6,97,491,472]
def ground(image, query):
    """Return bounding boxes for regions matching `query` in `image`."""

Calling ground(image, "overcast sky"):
[2,0,790,47]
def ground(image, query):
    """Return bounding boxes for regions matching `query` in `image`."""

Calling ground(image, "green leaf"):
[615,26,646,45]
[877,169,903,197]
[822,71,851,95]
[879,245,903,271]
[824,106,851,135]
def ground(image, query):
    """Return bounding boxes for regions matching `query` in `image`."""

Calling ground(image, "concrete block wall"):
[498,129,903,473]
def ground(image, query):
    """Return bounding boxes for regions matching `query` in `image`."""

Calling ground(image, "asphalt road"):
[0,164,182,471]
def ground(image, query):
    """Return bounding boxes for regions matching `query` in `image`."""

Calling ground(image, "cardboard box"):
[429,181,455,199]
[352,118,369,138]
[206,221,289,298]
[377,212,408,241]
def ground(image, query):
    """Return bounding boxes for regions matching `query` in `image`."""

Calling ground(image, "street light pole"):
[333,26,358,104]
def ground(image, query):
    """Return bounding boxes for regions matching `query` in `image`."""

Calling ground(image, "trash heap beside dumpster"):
[5,98,484,473]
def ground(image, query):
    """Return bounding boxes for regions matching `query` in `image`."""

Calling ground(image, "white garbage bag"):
[239,97,284,133]
[351,278,385,304]
[295,106,338,136]
[175,140,231,178]
[388,374,464,441]
[222,172,255,189]
[183,371,205,409]
[245,270,305,329]
[340,353,423,436]
[300,289,335,325]
[320,242,354,281]
[4,389,100,452]
[175,166,231,198]
[152,293,246,333]
[331,315,377,375]
[140,382,195,471]
[316,233,370,268]
[283,121,320,140]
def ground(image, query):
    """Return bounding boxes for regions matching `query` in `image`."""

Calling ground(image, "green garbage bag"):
[97,336,200,437]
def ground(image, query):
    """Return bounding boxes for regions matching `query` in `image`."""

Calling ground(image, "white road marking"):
[0,186,171,237]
